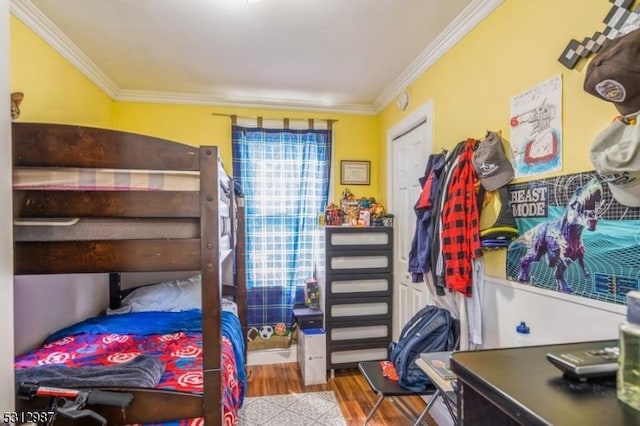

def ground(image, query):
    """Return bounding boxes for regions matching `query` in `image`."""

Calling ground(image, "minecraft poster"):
[506,171,640,305]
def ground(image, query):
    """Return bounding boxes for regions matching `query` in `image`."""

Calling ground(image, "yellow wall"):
[378,0,619,278]
[9,16,112,127]
[112,102,380,203]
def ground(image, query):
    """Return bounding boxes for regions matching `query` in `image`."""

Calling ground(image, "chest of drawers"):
[318,226,393,370]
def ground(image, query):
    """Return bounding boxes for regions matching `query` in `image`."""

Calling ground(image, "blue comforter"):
[46,310,204,342]
[44,309,246,388]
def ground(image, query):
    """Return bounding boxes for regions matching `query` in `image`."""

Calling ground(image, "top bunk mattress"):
[13,161,231,192]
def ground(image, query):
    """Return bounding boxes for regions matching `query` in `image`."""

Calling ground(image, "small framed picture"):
[341,160,370,185]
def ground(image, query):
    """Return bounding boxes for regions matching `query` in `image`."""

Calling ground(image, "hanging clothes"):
[430,141,467,295]
[440,139,483,296]
[408,153,446,283]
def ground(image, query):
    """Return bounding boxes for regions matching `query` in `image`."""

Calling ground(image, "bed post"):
[200,146,222,425]
[235,194,248,350]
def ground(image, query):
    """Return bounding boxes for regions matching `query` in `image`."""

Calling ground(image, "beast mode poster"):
[506,171,640,305]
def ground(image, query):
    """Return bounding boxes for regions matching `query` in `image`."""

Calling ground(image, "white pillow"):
[221,298,238,316]
[107,275,202,315]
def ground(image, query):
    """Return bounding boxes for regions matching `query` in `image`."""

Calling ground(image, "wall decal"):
[558,0,640,69]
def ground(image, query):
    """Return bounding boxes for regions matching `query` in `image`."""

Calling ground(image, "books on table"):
[415,351,456,393]
[419,351,456,380]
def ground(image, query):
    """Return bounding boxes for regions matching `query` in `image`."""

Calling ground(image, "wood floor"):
[244,362,438,426]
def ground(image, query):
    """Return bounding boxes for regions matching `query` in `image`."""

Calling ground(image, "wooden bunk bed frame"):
[12,122,247,425]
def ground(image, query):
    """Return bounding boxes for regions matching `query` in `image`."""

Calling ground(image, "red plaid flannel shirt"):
[441,139,482,296]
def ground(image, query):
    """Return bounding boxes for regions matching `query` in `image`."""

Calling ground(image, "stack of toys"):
[321,189,392,227]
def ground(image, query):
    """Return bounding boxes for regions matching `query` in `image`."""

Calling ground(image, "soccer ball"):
[259,325,274,339]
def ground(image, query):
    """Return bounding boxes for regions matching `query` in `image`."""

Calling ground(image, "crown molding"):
[10,0,119,98]
[115,89,377,115]
[374,0,504,113]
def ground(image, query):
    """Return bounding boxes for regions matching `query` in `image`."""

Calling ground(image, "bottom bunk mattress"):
[14,309,246,425]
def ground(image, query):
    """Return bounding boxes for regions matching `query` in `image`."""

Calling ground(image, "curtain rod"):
[211,112,338,128]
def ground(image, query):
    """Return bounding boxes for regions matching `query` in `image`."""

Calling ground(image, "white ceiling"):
[11,0,502,114]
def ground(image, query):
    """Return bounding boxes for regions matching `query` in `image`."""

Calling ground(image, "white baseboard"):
[247,344,297,365]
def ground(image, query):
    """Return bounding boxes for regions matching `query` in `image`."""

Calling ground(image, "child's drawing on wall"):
[509,74,563,178]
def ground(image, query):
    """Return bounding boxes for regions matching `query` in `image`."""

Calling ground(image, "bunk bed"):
[12,122,247,425]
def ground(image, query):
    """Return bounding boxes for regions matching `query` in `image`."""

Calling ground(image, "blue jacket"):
[408,153,446,282]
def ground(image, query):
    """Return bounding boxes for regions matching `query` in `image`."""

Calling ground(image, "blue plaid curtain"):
[232,126,331,328]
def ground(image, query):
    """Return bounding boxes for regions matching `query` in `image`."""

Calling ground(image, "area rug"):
[237,390,346,425]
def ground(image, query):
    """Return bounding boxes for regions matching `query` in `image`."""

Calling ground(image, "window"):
[232,125,331,327]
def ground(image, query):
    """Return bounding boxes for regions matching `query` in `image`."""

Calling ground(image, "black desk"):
[450,340,640,426]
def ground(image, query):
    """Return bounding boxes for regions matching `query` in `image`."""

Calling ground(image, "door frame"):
[1,0,15,411]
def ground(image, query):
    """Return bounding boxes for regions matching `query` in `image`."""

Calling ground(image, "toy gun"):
[17,382,133,425]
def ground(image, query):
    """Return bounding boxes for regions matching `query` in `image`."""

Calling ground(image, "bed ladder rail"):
[109,273,122,310]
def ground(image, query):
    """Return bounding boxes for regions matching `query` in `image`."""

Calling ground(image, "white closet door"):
[388,101,434,340]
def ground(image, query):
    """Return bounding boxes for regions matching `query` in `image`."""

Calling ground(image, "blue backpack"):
[388,305,458,392]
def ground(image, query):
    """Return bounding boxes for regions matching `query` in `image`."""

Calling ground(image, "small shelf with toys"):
[322,188,393,227]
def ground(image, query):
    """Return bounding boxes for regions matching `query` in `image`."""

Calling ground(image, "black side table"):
[293,307,324,330]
